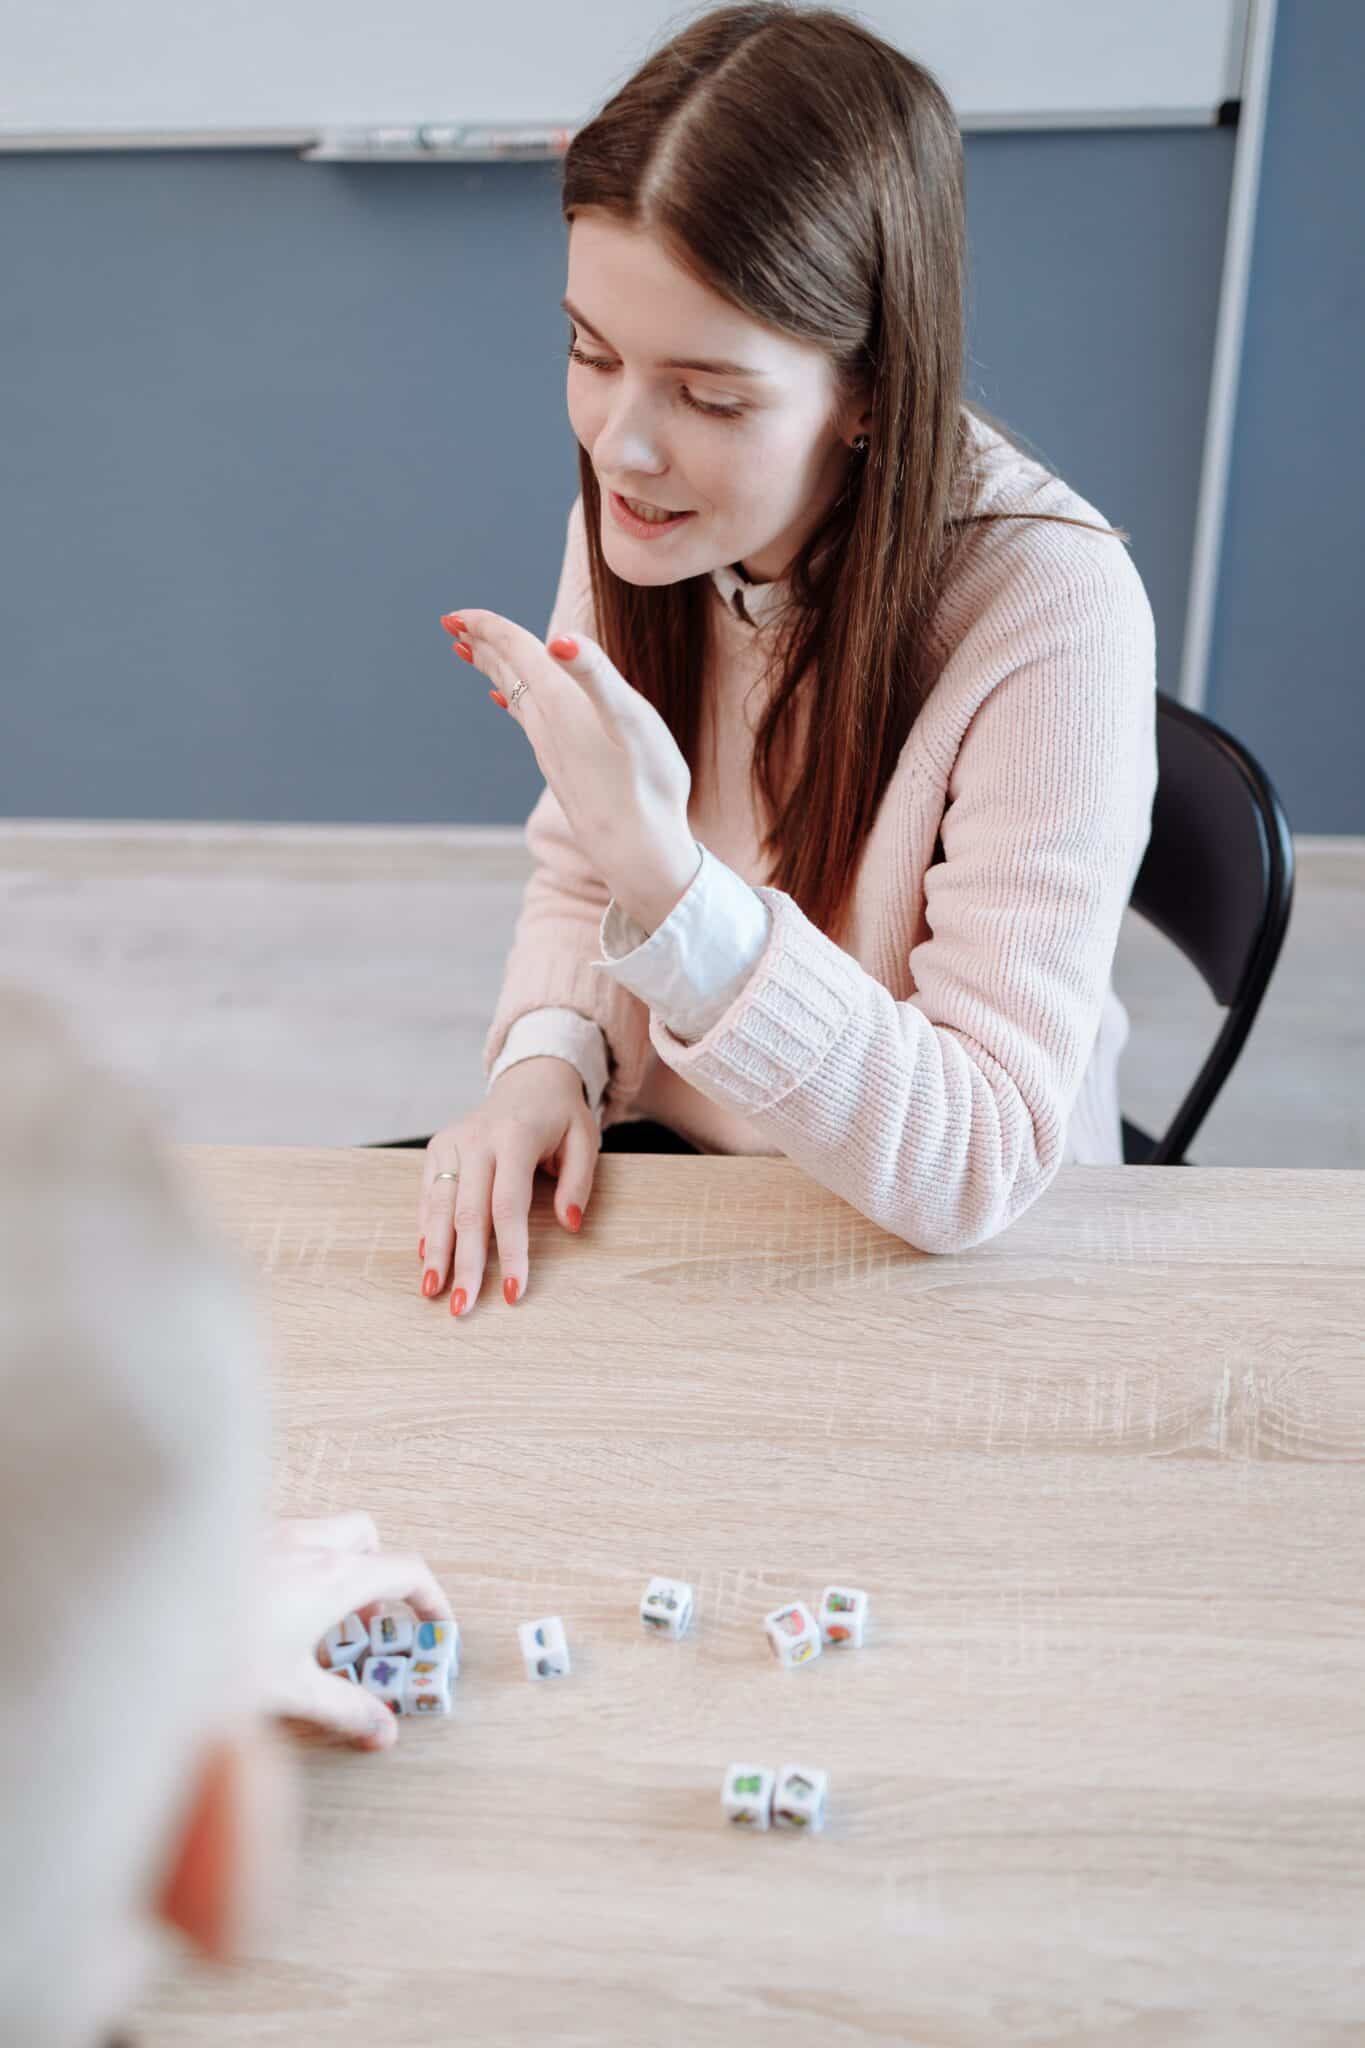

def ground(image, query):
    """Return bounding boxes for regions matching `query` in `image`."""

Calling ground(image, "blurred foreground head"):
[0,985,276,2046]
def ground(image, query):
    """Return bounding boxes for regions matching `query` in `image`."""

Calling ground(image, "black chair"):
[1121,691,1294,1165]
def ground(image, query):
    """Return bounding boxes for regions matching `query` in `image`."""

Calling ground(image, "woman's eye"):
[565,339,745,421]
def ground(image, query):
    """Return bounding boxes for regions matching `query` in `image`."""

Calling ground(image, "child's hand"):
[262,1512,453,1750]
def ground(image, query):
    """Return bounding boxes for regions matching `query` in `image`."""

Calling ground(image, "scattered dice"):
[332,1663,359,1684]
[407,1656,454,1716]
[773,1764,829,1832]
[319,1611,369,1671]
[763,1600,822,1669]
[369,1603,417,1656]
[519,1616,571,1681]
[361,1654,410,1715]
[818,1586,868,1649]
[640,1576,694,1639]
[722,1764,776,1830]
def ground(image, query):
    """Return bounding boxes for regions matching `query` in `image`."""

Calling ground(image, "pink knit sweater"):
[483,410,1158,1252]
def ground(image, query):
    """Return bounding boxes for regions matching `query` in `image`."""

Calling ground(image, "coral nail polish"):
[566,1204,583,1233]
[440,613,467,634]
[450,1287,467,1317]
[504,1277,520,1306]
[418,1236,426,1261]
[490,690,509,709]
[548,635,578,659]
[421,1270,439,1299]
[455,644,475,662]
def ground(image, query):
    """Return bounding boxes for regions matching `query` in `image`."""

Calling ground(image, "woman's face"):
[564,210,866,585]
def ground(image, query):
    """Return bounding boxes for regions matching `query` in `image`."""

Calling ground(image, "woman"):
[418,1,1157,1313]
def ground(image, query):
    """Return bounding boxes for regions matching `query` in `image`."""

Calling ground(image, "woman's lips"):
[608,490,698,538]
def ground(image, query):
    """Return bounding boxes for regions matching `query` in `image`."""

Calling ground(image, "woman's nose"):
[595,411,667,477]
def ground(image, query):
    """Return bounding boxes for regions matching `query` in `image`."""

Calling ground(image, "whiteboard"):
[0,0,1249,145]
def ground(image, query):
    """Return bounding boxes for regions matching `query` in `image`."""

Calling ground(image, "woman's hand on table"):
[419,1056,599,1316]
[263,1512,453,1750]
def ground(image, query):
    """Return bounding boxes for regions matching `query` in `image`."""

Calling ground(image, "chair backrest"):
[1127,692,1295,1162]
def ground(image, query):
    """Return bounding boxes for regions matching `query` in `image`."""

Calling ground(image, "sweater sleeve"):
[481,493,650,1108]
[486,1007,610,1113]
[595,841,770,1043]
[644,530,1158,1253]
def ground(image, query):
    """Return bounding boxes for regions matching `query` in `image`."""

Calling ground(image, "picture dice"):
[818,1585,868,1649]
[762,1600,822,1668]
[313,1572,866,1832]
[723,1762,829,1835]
[640,1576,694,1638]
[518,1615,571,1680]
[318,1604,460,1719]
[763,1586,870,1665]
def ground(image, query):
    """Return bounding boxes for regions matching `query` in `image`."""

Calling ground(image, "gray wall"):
[1204,0,1365,835]
[3,126,1239,823]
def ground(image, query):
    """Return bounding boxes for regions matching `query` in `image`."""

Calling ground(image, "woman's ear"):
[155,1725,292,1962]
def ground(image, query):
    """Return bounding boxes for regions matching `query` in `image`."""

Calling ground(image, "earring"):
[852,434,869,452]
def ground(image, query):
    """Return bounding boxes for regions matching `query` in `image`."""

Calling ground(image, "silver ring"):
[433,1170,459,1184]
[506,678,530,709]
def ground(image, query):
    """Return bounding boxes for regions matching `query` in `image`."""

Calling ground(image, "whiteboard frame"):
[0,104,1236,152]
[1177,0,1277,711]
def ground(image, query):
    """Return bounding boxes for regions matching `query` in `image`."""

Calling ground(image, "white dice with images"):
[413,1616,461,1673]
[319,1611,369,1671]
[369,1603,417,1656]
[361,1654,411,1715]
[763,1600,822,1668]
[722,1765,776,1830]
[407,1656,454,1715]
[519,1616,571,1680]
[818,1586,868,1649]
[640,1576,694,1639]
[323,1602,459,1718]
[774,1764,828,1832]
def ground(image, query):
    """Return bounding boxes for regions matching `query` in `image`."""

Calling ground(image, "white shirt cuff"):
[591,842,772,1044]
[486,1007,609,1114]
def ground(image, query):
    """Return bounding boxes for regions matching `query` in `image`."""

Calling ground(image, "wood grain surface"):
[134,1150,1365,2047]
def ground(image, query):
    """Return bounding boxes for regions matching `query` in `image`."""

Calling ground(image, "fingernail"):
[450,1287,467,1318]
[455,644,475,663]
[421,1270,439,1299]
[490,689,509,708]
[504,1277,520,1306]
[566,1204,583,1233]
[418,1236,425,1261]
[548,635,578,659]
[440,613,467,634]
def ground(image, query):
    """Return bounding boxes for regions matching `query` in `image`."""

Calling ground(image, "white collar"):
[708,558,795,630]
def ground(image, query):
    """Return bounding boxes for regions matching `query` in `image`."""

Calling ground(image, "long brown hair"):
[560,1,1121,945]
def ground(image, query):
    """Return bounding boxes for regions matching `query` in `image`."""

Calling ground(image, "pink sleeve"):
[481,495,650,1106]
[646,529,1158,1252]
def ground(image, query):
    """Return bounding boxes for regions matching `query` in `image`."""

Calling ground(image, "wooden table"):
[137,1150,1365,2047]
